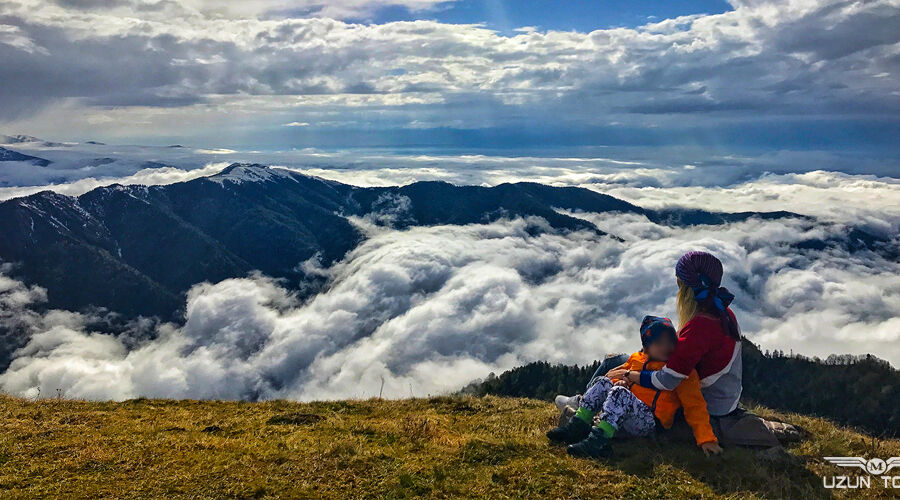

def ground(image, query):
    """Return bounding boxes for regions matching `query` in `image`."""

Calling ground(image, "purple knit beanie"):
[676,251,723,288]
[675,251,734,312]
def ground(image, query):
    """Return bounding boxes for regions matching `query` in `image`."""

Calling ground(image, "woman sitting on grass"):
[546,316,721,458]
[608,251,743,427]
[555,251,788,451]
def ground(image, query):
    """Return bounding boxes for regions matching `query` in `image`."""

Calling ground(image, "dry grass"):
[0,395,896,499]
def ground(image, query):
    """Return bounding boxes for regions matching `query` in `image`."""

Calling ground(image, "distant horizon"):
[2,0,898,154]
[3,133,899,199]
[7,119,900,153]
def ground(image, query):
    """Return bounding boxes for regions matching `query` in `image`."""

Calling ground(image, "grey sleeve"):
[649,367,687,391]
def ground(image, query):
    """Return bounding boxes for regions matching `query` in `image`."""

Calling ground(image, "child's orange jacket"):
[618,351,717,446]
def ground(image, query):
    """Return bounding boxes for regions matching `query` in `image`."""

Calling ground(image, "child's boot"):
[567,427,612,459]
[546,413,591,444]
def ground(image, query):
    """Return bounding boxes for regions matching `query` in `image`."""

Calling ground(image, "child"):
[547,316,721,458]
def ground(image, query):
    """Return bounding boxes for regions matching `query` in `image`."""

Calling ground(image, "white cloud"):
[0,163,230,200]
[195,148,238,154]
[1,203,896,401]
[0,0,896,142]
[0,24,46,54]
[167,0,453,19]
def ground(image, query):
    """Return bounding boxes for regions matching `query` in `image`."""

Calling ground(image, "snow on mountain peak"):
[207,163,297,185]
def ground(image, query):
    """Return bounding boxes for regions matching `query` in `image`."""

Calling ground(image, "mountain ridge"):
[0,164,885,326]
[0,146,51,166]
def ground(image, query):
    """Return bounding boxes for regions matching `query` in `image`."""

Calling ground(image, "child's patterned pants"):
[580,376,657,436]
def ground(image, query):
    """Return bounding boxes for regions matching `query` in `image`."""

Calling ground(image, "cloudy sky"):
[0,0,898,401]
[1,0,898,151]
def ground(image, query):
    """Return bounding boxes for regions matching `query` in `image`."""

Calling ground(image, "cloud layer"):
[1,202,897,401]
[1,0,898,147]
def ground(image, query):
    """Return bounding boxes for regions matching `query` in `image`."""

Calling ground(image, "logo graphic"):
[825,457,900,475]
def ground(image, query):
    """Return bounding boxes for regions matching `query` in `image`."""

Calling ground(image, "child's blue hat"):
[640,316,677,347]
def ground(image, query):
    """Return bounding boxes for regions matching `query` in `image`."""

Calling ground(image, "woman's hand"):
[700,442,723,456]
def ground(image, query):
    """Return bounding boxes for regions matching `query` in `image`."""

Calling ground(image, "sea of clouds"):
[0,147,897,400]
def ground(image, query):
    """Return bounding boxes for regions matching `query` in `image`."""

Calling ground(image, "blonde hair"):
[676,281,698,330]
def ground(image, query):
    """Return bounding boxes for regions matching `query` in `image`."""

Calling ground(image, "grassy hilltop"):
[0,395,896,499]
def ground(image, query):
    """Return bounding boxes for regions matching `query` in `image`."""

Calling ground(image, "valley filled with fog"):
[0,138,896,401]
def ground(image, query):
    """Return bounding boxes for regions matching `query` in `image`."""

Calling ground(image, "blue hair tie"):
[692,274,734,311]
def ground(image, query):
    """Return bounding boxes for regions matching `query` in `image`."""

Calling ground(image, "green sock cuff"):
[574,407,595,425]
[595,420,616,438]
